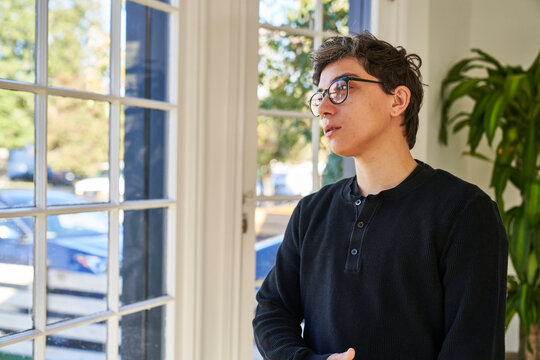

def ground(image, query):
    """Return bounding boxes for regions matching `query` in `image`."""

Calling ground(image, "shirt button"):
[357,221,365,229]
[355,199,362,206]
[351,248,358,256]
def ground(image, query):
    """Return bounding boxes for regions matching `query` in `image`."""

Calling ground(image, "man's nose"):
[317,93,335,118]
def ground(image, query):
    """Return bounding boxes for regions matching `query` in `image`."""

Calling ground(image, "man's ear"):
[390,85,411,117]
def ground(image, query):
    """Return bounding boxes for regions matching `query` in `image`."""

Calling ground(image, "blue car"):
[0,189,115,274]
[255,234,283,281]
[7,147,74,186]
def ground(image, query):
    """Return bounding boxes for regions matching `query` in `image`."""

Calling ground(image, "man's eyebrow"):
[317,73,360,91]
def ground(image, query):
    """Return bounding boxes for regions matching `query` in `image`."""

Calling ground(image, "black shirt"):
[253,161,508,360]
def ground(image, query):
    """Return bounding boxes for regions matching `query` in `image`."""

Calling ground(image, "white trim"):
[117,295,173,316]
[258,108,314,119]
[256,195,303,202]
[33,0,48,357]
[107,209,120,357]
[229,0,253,358]
[111,0,122,98]
[239,0,260,359]
[106,317,119,360]
[164,302,175,360]
[259,22,339,38]
[0,80,177,111]
[0,200,174,218]
[175,0,201,358]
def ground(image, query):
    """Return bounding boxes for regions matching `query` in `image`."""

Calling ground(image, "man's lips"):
[324,124,342,136]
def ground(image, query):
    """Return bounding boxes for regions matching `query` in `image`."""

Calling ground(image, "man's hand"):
[327,348,355,360]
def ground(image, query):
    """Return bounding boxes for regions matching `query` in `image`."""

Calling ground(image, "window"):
[0,1,178,359]
[254,0,358,358]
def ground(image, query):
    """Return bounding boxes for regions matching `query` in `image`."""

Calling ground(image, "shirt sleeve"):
[253,202,330,360]
[437,193,508,360]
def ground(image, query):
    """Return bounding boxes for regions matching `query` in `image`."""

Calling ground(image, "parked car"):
[0,189,117,274]
[74,172,125,202]
[7,146,74,186]
[255,234,283,281]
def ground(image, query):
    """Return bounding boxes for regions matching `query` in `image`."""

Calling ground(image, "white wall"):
[374,0,540,353]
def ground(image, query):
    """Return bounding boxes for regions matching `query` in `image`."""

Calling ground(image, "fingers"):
[327,348,355,360]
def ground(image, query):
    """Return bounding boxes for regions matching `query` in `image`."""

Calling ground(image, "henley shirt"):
[253,161,508,360]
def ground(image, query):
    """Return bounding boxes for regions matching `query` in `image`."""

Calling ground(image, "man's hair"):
[310,31,423,149]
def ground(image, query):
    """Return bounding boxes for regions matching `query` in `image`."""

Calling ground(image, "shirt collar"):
[342,160,433,201]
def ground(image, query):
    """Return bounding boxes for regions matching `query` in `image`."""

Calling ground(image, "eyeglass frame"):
[308,76,384,117]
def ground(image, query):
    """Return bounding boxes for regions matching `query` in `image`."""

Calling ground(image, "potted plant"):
[439,48,540,359]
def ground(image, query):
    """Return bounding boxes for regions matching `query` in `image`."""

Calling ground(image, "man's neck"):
[353,149,418,197]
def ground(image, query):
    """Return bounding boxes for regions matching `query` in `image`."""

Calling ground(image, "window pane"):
[120,208,165,306]
[0,217,34,336]
[48,0,111,93]
[0,0,35,83]
[46,321,106,360]
[255,201,297,281]
[259,29,313,112]
[46,212,108,324]
[47,97,109,205]
[0,339,33,359]
[259,0,316,29]
[258,116,314,196]
[123,1,169,101]
[320,140,347,187]
[323,0,349,33]
[0,89,35,208]
[119,306,164,360]
[121,107,167,202]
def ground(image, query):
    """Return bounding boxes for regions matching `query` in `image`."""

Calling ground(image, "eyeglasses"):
[308,76,383,117]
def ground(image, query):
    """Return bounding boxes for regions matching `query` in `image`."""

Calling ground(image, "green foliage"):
[440,48,540,350]
[0,90,34,149]
[0,353,32,360]
[257,117,312,178]
[0,0,35,83]
[322,152,344,186]
[0,0,109,178]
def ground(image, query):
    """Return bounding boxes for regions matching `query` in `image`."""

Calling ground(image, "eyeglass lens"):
[310,78,349,117]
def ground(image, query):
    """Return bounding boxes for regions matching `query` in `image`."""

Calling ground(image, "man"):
[253,32,508,360]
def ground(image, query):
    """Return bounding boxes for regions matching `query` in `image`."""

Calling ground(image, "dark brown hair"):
[310,31,423,149]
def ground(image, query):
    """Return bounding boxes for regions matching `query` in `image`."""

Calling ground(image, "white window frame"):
[0,0,180,358]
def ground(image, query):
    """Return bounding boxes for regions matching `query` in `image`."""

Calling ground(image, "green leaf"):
[483,93,505,145]
[527,252,539,284]
[440,79,483,144]
[505,295,518,329]
[522,118,537,182]
[446,78,482,107]
[511,212,531,280]
[440,58,480,98]
[472,48,504,72]
[491,163,511,210]
[525,181,540,224]
[462,151,491,161]
[452,119,470,134]
[468,122,484,154]
[536,233,540,277]
[504,74,525,101]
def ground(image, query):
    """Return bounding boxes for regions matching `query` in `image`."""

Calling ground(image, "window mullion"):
[108,1,121,358]
[312,1,323,192]
[33,0,48,358]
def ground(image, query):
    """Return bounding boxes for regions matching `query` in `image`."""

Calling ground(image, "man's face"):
[317,57,398,158]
